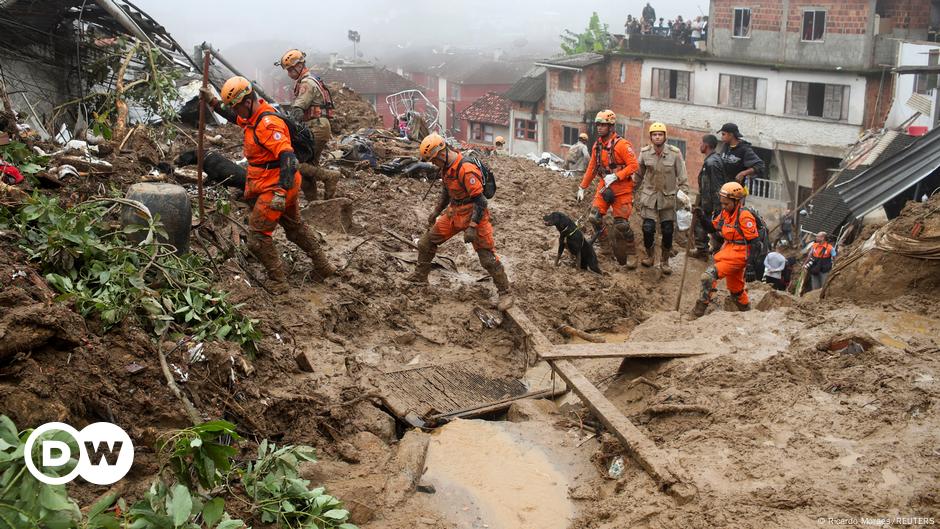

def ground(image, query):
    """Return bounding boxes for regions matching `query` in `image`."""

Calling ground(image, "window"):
[915,49,940,94]
[719,74,762,110]
[785,81,849,120]
[562,126,581,145]
[651,68,691,101]
[802,10,826,41]
[620,63,626,83]
[559,71,575,91]
[515,118,537,140]
[666,139,687,157]
[615,123,626,136]
[733,8,751,38]
[470,122,494,142]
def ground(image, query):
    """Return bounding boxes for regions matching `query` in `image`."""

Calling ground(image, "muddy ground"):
[1,117,938,528]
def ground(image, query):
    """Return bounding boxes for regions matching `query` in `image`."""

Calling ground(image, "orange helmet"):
[595,110,616,124]
[278,49,306,69]
[719,181,746,200]
[419,133,447,161]
[220,76,252,106]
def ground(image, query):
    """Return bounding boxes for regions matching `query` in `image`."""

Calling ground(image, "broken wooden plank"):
[541,341,706,360]
[548,359,682,486]
[503,306,697,503]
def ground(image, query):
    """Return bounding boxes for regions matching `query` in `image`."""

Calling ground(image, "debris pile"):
[328,83,384,135]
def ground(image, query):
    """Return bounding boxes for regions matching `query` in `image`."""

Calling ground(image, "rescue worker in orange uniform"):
[278,49,341,201]
[576,110,640,268]
[407,133,513,310]
[804,231,836,291]
[204,76,335,293]
[692,182,758,317]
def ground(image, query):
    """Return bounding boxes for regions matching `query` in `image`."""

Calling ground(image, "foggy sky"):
[137,0,707,67]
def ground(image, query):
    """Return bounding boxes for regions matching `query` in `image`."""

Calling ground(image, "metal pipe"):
[206,45,273,103]
[92,0,167,61]
[196,49,209,223]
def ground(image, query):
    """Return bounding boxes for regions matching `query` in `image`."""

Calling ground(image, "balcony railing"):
[749,177,786,202]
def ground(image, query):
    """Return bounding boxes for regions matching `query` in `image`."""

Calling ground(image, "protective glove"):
[200,87,219,109]
[603,173,618,187]
[677,189,691,208]
[463,226,478,244]
[270,191,286,212]
[576,187,585,202]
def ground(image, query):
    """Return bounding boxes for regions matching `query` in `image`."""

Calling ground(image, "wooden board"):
[376,362,542,425]
[503,306,696,502]
[540,341,706,360]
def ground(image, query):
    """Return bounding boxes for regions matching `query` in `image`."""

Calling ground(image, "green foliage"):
[121,481,246,529]
[0,195,260,350]
[158,421,241,491]
[0,141,48,176]
[560,12,611,55]
[241,442,355,529]
[0,415,82,529]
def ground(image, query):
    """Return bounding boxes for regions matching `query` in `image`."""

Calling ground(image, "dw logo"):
[23,422,134,485]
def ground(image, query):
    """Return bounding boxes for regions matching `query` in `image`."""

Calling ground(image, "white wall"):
[885,41,940,130]
[639,58,866,155]
[508,108,543,156]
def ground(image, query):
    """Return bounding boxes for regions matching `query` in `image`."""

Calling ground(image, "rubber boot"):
[641,246,655,267]
[318,167,341,199]
[299,163,318,202]
[252,238,289,294]
[625,247,638,270]
[406,235,435,284]
[490,267,514,311]
[691,299,708,318]
[732,298,751,312]
[286,224,335,280]
[660,247,673,275]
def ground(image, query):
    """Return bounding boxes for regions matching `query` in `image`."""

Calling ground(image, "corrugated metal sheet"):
[504,68,546,103]
[836,128,935,219]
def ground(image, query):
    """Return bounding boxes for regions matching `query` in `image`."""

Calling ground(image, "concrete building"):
[505,67,547,156]
[534,0,935,218]
[886,40,940,131]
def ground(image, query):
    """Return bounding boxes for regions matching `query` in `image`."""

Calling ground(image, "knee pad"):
[642,218,656,236]
[661,220,674,238]
[702,266,718,283]
[614,218,633,238]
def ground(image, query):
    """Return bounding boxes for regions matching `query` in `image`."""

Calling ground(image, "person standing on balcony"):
[642,2,656,27]
[717,123,764,194]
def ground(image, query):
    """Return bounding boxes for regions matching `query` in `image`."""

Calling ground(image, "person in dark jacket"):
[692,134,725,257]
[717,123,765,193]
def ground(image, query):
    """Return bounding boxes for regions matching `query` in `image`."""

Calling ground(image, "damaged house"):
[0,0,209,142]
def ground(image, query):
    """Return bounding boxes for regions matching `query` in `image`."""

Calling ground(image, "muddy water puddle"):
[422,419,577,529]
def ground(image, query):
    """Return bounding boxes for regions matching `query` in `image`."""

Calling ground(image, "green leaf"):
[215,520,245,529]
[201,497,224,528]
[87,492,117,519]
[39,485,72,511]
[168,484,193,527]
[323,509,349,520]
[338,524,359,529]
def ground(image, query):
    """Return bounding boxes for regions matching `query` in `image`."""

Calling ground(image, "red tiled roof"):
[318,65,417,95]
[458,92,510,127]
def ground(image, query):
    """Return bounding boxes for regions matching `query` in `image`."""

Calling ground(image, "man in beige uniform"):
[635,122,690,274]
[278,49,342,201]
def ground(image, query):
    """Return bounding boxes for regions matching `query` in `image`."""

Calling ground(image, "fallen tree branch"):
[557,324,606,343]
[156,337,202,425]
[643,404,711,416]
[113,41,141,143]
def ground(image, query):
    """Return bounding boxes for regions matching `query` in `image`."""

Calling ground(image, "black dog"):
[175,150,246,190]
[543,212,601,273]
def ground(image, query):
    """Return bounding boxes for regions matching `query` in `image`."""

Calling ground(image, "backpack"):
[719,206,769,281]
[457,157,497,199]
[251,110,317,164]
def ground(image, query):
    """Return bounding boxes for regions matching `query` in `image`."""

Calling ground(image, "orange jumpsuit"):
[236,99,302,237]
[709,205,759,305]
[580,133,639,219]
[430,153,495,251]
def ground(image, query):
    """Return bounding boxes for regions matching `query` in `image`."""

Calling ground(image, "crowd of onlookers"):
[624,2,707,49]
